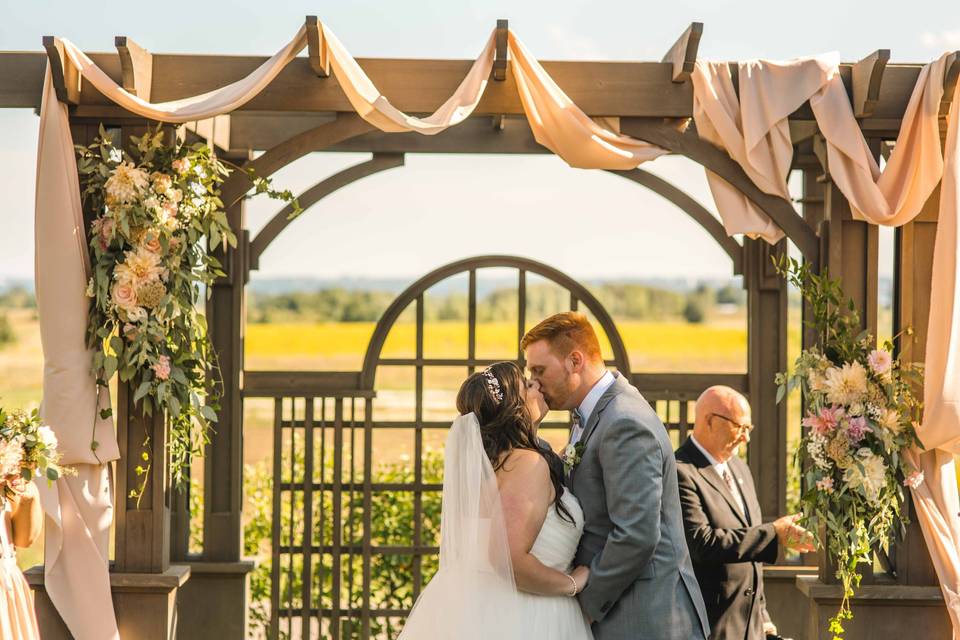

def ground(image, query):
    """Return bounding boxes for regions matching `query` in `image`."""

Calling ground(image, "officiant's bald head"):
[693,386,754,462]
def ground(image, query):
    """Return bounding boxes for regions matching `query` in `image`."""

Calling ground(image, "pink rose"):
[867,349,892,376]
[141,230,163,254]
[152,355,171,381]
[903,470,924,489]
[816,477,835,493]
[162,201,178,218]
[111,280,137,310]
[845,416,869,444]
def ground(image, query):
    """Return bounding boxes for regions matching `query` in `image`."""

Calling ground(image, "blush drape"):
[36,21,662,637]
[692,52,960,637]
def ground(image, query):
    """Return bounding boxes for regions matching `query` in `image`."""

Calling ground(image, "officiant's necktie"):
[569,409,584,445]
[721,467,747,516]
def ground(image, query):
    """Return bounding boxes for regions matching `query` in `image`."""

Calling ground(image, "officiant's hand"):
[774,514,816,552]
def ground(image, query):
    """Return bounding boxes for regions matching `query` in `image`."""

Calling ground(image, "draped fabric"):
[36,21,660,637]
[34,63,121,640]
[507,32,667,169]
[692,52,960,637]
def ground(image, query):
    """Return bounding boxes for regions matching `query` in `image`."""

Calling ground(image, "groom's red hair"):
[521,312,603,363]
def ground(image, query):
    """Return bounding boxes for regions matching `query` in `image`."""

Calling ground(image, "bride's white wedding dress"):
[514,487,594,639]
[398,413,593,640]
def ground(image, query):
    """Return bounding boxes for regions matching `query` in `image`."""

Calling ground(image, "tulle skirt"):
[398,566,593,640]
[0,557,39,640]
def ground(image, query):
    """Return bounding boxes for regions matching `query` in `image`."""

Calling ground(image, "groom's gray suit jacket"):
[569,373,710,640]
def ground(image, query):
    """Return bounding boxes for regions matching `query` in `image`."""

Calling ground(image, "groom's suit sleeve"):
[579,416,662,622]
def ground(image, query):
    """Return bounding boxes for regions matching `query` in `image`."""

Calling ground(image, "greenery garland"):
[76,125,296,499]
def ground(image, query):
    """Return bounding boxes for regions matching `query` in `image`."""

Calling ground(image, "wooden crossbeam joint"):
[305,15,329,78]
[662,22,703,83]
[115,36,153,101]
[852,49,890,118]
[941,52,960,118]
[41,36,80,105]
[493,19,509,81]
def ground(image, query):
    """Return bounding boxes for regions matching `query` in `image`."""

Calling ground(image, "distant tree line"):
[247,282,746,325]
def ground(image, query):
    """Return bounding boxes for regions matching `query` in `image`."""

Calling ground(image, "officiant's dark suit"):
[675,436,777,640]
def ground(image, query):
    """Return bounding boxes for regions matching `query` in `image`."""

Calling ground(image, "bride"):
[399,362,593,640]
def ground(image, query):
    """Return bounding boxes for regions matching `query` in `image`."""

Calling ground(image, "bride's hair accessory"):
[482,367,504,404]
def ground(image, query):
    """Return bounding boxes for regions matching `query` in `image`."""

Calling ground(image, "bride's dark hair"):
[455,361,573,524]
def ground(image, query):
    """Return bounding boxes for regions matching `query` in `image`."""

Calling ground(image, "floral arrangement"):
[76,125,296,498]
[0,407,68,500]
[774,256,923,639]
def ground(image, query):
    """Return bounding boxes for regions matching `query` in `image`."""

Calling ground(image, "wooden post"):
[202,172,247,562]
[114,382,171,573]
[893,185,940,586]
[175,158,255,640]
[744,238,788,520]
[823,179,879,337]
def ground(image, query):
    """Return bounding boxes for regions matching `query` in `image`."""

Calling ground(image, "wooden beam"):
[493,19,508,81]
[305,15,329,77]
[115,36,153,100]
[220,113,374,208]
[941,52,960,117]
[852,49,889,118]
[662,22,703,83]
[621,117,821,262]
[0,49,935,123]
[41,36,79,104]
[607,167,744,274]
[249,153,405,269]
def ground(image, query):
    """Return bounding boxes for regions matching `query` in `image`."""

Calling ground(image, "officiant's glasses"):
[707,412,754,434]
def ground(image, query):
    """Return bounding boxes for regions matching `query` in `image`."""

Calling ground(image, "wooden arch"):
[247,159,744,275]
[358,255,632,389]
[248,153,405,269]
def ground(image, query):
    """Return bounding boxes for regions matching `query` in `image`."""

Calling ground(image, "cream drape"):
[692,52,960,637]
[507,32,666,169]
[37,21,663,638]
[691,55,842,243]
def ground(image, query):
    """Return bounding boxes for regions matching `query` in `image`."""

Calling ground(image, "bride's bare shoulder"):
[497,449,549,482]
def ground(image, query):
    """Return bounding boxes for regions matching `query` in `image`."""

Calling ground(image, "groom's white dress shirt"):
[689,434,747,516]
[569,370,615,445]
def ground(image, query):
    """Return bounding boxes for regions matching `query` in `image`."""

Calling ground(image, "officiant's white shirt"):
[569,370,615,444]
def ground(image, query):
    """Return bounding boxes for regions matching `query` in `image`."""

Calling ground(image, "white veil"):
[399,412,524,639]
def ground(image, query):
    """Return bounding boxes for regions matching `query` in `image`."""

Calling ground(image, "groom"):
[523,312,710,640]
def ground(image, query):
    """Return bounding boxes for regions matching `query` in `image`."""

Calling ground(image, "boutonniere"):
[562,441,585,474]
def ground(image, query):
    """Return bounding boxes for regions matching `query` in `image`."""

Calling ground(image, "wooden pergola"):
[1,18,956,639]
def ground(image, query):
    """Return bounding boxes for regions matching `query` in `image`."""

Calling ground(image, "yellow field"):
[245,319,752,375]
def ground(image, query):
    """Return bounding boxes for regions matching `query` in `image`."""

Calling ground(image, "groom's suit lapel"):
[577,372,628,451]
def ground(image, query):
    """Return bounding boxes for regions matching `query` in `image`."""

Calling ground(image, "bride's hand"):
[570,565,590,594]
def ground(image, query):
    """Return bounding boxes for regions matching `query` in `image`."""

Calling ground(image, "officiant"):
[675,386,814,640]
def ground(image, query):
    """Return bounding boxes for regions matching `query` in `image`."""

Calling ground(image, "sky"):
[1,0,953,285]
